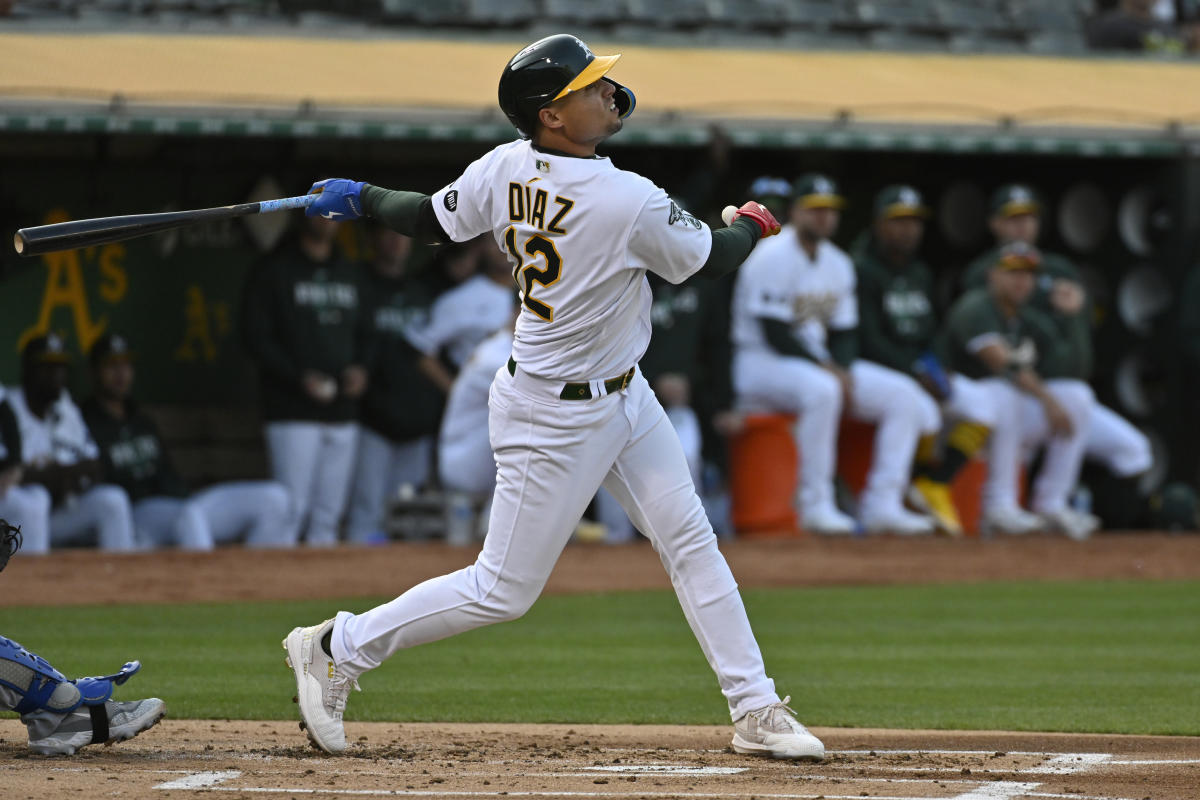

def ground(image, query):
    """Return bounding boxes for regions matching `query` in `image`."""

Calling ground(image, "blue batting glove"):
[913,351,952,401]
[306,178,365,220]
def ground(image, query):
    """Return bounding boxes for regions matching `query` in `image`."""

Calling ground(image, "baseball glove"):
[0,518,22,574]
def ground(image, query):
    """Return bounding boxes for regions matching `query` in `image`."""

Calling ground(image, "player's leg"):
[131,497,190,549]
[344,427,394,545]
[1030,379,1098,539]
[191,481,292,548]
[910,375,996,536]
[304,422,359,547]
[49,485,136,551]
[285,365,627,753]
[978,379,1044,535]
[265,421,321,543]
[0,485,51,554]
[0,636,164,755]
[601,375,822,760]
[846,361,937,534]
[1085,404,1153,479]
[734,351,848,532]
[439,425,499,545]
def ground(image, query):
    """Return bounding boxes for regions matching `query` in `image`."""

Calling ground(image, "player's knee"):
[482,578,541,622]
[803,371,841,412]
[1116,432,1154,477]
[90,485,133,517]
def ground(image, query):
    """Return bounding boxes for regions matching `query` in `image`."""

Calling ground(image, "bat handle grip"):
[257,195,317,214]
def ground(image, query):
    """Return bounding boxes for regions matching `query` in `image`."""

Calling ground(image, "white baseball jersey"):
[5,387,99,466]
[730,225,857,362]
[431,139,712,381]
[406,275,516,369]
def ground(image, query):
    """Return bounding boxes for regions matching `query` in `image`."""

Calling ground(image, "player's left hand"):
[342,365,369,398]
[306,178,365,220]
[722,202,782,238]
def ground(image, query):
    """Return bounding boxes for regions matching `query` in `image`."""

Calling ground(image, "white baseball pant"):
[1084,404,1153,478]
[49,484,136,551]
[345,429,433,545]
[594,403,703,543]
[132,481,292,550]
[266,421,358,547]
[733,353,939,519]
[943,374,999,427]
[0,485,52,555]
[329,366,780,720]
[983,378,1095,514]
[438,426,497,496]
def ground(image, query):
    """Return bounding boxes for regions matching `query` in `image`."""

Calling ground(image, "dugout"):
[0,34,1197,491]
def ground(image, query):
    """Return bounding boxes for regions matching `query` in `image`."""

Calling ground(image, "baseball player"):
[963,185,1152,528]
[594,270,733,542]
[7,334,136,552]
[438,317,516,545]
[283,34,824,762]
[0,519,165,755]
[344,224,444,545]
[0,387,52,554]
[852,186,998,536]
[408,236,519,378]
[81,333,292,550]
[942,243,1099,539]
[240,215,370,547]
[730,175,938,535]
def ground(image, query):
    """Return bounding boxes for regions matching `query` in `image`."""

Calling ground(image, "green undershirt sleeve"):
[827,327,858,369]
[361,184,450,244]
[696,217,760,279]
[760,318,819,361]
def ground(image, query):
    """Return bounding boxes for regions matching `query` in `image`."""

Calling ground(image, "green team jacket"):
[82,397,189,502]
[240,241,371,423]
[852,237,939,376]
[940,288,1061,380]
[962,247,1092,380]
[359,270,444,444]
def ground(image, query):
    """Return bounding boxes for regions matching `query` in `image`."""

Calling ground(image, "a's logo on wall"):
[444,190,458,212]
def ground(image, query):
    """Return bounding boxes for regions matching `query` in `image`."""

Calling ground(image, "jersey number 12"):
[504,226,563,322]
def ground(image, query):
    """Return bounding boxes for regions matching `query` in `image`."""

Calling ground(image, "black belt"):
[507,357,635,400]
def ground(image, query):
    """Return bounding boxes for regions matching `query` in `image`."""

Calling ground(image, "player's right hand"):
[306,178,365,220]
[722,201,782,238]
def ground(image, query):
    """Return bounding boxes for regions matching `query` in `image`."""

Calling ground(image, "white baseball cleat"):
[861,506,936,536]
[801,505,858,536]
[731,695,825,761]
[980,505,1044,536]
[1039,508,1100,541]
[283,618,359,755]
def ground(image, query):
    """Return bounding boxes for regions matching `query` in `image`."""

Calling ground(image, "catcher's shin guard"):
[0,635,142,715]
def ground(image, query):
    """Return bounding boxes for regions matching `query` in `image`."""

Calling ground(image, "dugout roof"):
[1,33,1198,156]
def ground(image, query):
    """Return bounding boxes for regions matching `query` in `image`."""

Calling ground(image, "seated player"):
[82,333,291,550]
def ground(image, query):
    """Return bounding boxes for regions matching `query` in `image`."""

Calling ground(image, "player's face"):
[876,216,924,255]
[992,267,1036,305]
[26,363,68,404]
[371,229,412,278]
[96,359,134,400]
[793,205,840,240]
[991,213,1039,245]
[541,79,622,146]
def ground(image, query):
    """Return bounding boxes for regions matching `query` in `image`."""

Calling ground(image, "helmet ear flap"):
[605,78,636,120]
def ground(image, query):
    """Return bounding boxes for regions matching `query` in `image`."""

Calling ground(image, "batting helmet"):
[498,34,636,140]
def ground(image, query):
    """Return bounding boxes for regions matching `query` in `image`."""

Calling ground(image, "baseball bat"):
[13,194,317,257]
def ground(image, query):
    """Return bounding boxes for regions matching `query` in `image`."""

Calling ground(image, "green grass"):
[1,580,1197,734]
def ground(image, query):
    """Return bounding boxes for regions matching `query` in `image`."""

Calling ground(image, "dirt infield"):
[2,533,1199,799]
[3,532,1200,607]
[2,719,1198,800]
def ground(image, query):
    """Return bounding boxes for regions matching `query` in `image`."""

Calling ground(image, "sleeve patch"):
[668,201,702,230]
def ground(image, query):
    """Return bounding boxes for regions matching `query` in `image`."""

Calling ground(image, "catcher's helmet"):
[498,34,636,139]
